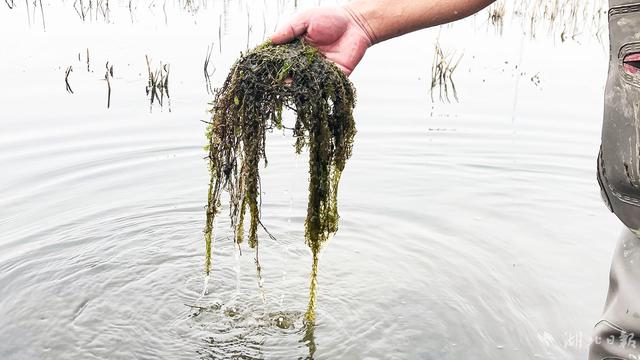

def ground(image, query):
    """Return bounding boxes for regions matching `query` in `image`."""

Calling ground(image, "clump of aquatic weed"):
[203,39,356,322]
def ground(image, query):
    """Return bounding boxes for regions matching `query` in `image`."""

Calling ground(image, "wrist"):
[343,3,378,46]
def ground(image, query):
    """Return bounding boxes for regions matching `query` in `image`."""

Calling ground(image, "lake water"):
[0,0,621,359]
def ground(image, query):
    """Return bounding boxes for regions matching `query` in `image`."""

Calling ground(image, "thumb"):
[270,12,310,44]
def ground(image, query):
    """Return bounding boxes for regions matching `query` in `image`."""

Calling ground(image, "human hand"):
[270,6,375,76]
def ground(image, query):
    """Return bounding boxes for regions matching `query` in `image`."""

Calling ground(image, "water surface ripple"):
[0,1,619,359]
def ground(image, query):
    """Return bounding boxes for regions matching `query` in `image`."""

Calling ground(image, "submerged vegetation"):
[64,66,74,94]
[5,0,607,42]
[73,0,111,22]
[204,39,356,322]
[204,43,216,95]
[104,61,114,108]
[430,0,605,102]
[145,55,171,112]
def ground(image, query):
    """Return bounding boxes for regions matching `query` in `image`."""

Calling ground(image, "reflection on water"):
[0,0,619,359]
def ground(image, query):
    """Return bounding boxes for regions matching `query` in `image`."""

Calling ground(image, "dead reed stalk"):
[431,42,462,103]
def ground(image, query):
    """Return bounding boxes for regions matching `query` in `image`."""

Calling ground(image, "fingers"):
[271,12,310,44]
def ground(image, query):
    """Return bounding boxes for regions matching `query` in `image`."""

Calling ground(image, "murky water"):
[0,0,621,359]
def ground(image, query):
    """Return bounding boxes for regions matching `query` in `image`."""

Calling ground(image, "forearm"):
[345,0,496,44]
